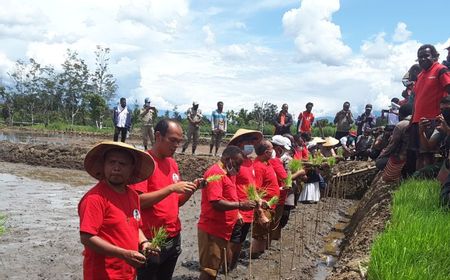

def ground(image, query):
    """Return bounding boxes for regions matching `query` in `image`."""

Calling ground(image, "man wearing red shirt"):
[132,119,198,280]
[198,146,256,280]
[297,102,315,136]
[410,44,450,169]
[251,140,280,256]
[226,129,262,271]
[79,141,155,280]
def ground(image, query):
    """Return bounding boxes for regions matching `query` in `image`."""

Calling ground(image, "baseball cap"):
[193,101,199,106]
[271,135,291,150]
[365,104,373,109]
[144,97,151,104]
[445,46,450,50]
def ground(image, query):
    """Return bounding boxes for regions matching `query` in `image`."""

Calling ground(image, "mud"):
[0,128,392,280]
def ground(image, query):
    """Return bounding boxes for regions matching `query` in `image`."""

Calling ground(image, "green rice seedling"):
[336,147,344,157]
[206,174,223,183]
[285,171,293,188]
[327,157,336,167]
[368,179,450,280]
[288,159,302,173]
[267,196,279,208]
[150,227,169,250]
[245,184,266,201]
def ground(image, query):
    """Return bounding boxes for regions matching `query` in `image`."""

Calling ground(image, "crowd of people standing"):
[79,43,450,279]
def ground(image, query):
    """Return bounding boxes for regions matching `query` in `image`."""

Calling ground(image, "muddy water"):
[0,161,201,280]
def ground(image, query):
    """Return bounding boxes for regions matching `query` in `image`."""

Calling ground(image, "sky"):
[0,0,449,118]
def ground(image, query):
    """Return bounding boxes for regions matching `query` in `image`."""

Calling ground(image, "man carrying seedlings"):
[131,119,199,280]
[198,145,256,280]
[226,129,263,271]
[251,140,280,257]
[78,141,156,280]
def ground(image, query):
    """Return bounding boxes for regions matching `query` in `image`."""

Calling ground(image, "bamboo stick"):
[223,247,228,280]
[290,209,298,271]
[249,221,253,279]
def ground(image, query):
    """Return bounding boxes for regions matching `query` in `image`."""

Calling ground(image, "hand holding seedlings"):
[140,241,160,257]
[169,181,197,194]
[122,250,147,268]
[238,200,257,210]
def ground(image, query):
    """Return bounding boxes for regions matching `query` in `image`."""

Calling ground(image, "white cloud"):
[282,0,351,66]
[202,25,216,45]
[392,22,412,42]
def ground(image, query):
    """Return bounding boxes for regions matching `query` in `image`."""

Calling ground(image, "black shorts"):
[230,222,251,244]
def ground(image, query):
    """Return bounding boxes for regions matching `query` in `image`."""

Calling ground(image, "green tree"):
[91,46,117,103]
[57,49,92,125]
[249,101,278,132]
[86,93,108,128]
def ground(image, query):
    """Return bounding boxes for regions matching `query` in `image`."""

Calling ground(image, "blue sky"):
[0,0,449,118]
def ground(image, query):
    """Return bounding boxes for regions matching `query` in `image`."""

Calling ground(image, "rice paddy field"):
[368,179,450,280]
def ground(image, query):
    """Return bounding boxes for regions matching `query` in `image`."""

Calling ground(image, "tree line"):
[0,46,117,128]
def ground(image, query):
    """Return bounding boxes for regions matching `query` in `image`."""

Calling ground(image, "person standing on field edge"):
[113,97,132,142]
[131,119,199,280]
[273,103,293,135]
[78,141,157,280]
[140,98,157,150]
[334,101,354,140]
[197,146,256,280]
[355,104,376,136]
[297,102,315,137]
[409,44,450,170]
[182,101,203,155]
[210,101,227,156]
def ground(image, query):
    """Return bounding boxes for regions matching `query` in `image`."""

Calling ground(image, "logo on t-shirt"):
[172,173,180,183]
[133,209,141,221]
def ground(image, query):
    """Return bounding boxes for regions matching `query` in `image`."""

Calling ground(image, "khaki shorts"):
[198,228,228,277]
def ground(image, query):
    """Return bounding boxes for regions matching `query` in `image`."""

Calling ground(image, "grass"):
[150,227,168,250]
[0,214,6,236]
[368,179,450,280]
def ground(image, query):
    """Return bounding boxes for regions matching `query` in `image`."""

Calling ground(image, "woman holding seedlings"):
[78,141,156,280]
[226,129,263,271]
[197,146,256,280]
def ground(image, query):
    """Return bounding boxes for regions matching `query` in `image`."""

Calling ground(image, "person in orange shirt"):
[297,102,315,137]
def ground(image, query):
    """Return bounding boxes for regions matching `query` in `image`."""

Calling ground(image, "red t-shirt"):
[198,163,239,240]
[235,158,256,223]
[298,111,315,133]
[269,158,287,206]
[78,181,142,280]
[412,62,450,123]
[294,145,309,160]
[131,150,181,238]
[253,159,280,208]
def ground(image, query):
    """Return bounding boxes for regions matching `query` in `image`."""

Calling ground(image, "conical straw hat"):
[228,129,263,146]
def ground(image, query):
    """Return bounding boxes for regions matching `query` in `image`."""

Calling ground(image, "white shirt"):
[116,106,128,128]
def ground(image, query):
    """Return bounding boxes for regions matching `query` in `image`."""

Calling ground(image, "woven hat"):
[311,137,326,144]
[322,137,339,147]
[271,135,291,150]
[228,129,263,146]
[84,141,154,184]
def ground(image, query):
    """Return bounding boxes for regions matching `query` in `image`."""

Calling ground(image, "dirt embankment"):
[327,174,396,280]
[0,141,217,181]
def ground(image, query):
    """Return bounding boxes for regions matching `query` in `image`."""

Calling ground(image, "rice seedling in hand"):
[206,174,223,183]
[245,184,266,202]
[336,147,344,157]
[288,159,302,173]
[327,157,336,167]
[149,226,168,251]
[267,196,279,208]
[285,171,293,188]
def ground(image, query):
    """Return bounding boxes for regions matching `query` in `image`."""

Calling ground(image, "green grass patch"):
[368,179,450,280]
[0,214,6,236]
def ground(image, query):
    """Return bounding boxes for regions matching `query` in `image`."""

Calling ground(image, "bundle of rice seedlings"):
[337,147,344,157]
[288,159,302,173]
[246,184,266,201]
[267,196,279,208]
[327,157,336,167]
[285,171,293,188]
[149,227,168,251]
[206,174,223,183]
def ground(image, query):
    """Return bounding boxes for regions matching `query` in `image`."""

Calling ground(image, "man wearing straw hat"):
[78,141,156,280]
[132,119,199,280]
[226,129,263,271]
[198,146,256,280]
